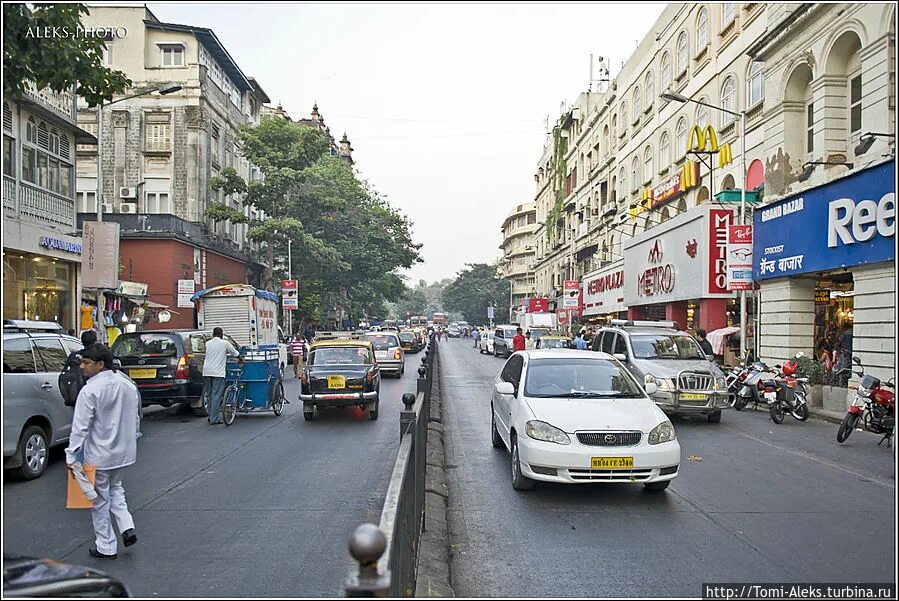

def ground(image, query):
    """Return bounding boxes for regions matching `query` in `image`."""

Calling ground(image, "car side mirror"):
[852,356,862,365]
[706,354,716,361]
[112,358,123,370]
[495,381,516,396]
[644,382,658,395]
[613,353,627,362]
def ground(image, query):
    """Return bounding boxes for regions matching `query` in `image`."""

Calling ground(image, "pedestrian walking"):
[525,331,536,351]
[65,344,141,560]
[696,329,714,357]
[473,328,481,348]
[203,327,241,425]
[290,336,306,378]
[512,328,526,352]
[442,329,449,342]
[573,332,589,350]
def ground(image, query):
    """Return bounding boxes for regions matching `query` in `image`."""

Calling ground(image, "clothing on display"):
[80,304,95,330]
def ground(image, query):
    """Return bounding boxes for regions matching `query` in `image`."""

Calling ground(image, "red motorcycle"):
[836,357,895,446]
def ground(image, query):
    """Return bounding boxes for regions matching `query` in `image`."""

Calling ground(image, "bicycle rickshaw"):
[221,347,285,425]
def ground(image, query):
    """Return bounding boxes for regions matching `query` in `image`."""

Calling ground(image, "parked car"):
[300,340,381,420]
[490,350,680,491]
[398,330,421,353]
[492,325,520,358]
[536,335,572,349]
[591,320,730,423]
[478,332,495,355]
[3,323,81,480]
[359,332,405,377]
[110,330,240,416]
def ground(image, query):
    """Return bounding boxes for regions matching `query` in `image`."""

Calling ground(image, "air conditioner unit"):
[100,203,115,214]
[119,186,137,199]
[119,202,138,214]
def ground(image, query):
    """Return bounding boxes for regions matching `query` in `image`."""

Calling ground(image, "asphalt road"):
[2,352,422,597]
[441,338,897,597]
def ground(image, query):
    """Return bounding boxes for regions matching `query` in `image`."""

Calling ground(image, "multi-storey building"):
[498,202,538,320]
[74,6,273,329]
[526,3,894,411]
[3,84,94,332]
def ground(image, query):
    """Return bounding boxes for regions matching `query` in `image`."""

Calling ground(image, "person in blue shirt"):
[573,332,589,350]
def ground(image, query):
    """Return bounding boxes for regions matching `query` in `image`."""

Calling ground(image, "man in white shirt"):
[66,344,141,560]
[203,327,241,425]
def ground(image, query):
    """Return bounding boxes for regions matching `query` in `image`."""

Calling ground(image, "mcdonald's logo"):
[718,142,733,167]
[680,161,700,188]
[687,124,719,154]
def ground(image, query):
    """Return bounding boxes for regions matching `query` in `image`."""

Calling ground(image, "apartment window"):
[145,191,170,214]
[806,99,815,154]
[696,99,709,127]
[618,167,626,200]
[660,132,670,168]
[101,42,113,66]
[675,118,687,157]
[748,62,764,106]
[528,213,536,224]
[48,130,60,155]
[661,53,672,93]
[3,135,13,176]
[631,157,639,192]
[60,164,71,197]
[676,32,689,75]
[643,146,653,183]
[145,112,171,151]
[632,88,641,121]
[37,153,49,189]
[78,191,97,213]
[22,147,35,183]
[849,73,862,134]
[722,3,736,28]
[644,72,654,111]
[620,102,627,136]
[26,118,37,144]
[721,78,736,127]
[160,44,184,67]
[697,7,708,50]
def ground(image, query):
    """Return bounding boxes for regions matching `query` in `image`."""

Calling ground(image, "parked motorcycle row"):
[724,353,894,447]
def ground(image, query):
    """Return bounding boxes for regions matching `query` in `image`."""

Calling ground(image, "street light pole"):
[287,238,293,336]
[509,279,513,324]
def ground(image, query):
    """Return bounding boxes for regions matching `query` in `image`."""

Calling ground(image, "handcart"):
[221,347,285,426]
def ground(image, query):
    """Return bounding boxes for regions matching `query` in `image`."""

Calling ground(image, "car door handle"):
[41,382,54,390]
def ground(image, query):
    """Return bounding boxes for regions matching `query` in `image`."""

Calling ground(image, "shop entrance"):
[814,273,854,385]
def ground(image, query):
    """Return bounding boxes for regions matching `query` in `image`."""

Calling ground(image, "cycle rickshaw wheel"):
[272,382,285,416]
[222,389,237,426]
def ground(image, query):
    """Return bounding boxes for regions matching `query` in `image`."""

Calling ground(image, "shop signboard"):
[624,204,737,306]
[528,297,549,313]
[116,281,148,297]
[753,162,895,280]
[726,224,753,291]
[556,308,570,326]
[563,280,581,309]
[582,260,625,316]
[282,279,298,310]
[487,305,494,320]
[82,221,120,289]
[815,289,831,305]
[177,279,195,308]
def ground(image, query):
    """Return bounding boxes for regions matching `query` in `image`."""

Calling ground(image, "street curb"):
[416,345,456,598]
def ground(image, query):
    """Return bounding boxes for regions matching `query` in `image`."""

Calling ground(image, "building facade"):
[498,202,538,320]
[3,85,94,332]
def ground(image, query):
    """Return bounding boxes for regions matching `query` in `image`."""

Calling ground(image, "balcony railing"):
[24,82,76,122]
[3,175,16,214]
[17,181,76,228]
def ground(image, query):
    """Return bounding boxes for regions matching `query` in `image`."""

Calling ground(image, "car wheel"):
[644,481,670,492]
[510,434,534,491]
[194,396,209,417]
[368,399,379,420]
[491,407,504,448]
[303,402,315,421]
[707,411,722,423]
[12,425,49,481]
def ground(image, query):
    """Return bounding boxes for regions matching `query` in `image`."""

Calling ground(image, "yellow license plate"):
[681,393,708,401]
[592,457,634,469]
[328,375,346,389]
[129,369,157,379]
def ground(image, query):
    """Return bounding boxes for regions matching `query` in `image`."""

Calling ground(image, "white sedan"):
[478,332,495,355]
[490,350,680,491]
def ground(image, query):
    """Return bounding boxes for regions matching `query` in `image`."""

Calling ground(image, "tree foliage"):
[442,264,510,326]
[3,4,131,106]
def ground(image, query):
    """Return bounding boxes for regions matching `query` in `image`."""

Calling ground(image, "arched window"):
[676,197,687,214]
[660,131,670,169]
[612,113,618,139]
[603,124,610,157]
[620,101,628,136]
[697,7,708,51]
[722,3,736,28]
[26,117,37,143]
[676,32,689,75]
[632,88,641,122]
[643,146,653,183]
[721,77,736,126]
[696,186,710,206]
[49,128,60,155]
[675,117,687,158]
[631,157,639,191]
[644,72,654,111]
[748,62,764,106]
[610,174,618,204]
[661,53,672,92]
[722,174,736,190]
[618,167,626,199]
[660,207,671,223]
[696,97,710,127]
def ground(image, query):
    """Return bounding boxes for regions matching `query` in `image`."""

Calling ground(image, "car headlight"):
[647,374,673,391]
[648,421,676,445]
[525,420,571,445]
[715,377,727,391]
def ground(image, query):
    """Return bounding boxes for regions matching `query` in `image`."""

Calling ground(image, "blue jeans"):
[203,377,226,423]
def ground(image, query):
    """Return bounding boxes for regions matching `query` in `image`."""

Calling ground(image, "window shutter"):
[2,102,11,133]
[38,122,49,149]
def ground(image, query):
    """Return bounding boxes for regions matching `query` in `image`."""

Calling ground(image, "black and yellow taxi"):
[536,335,573,349]
[300,339,380,421]
[398,329,421,353]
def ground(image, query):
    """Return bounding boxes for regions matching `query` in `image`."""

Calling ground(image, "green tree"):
[3,4,131,106]
[442,264,510,326]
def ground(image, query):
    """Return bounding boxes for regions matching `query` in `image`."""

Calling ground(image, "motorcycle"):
[767,353,810,424]
[734,361,772,411]
[836,357,895,446]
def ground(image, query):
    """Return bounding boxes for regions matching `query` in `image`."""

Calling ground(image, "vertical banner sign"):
[281,279,298,310]
[177,280,196,308]
[487,306,494,320]
[563,280,581,309]
[81,221,120,289]
[726,225,753,290]
[708,209,734,294]
[556,308,570,325]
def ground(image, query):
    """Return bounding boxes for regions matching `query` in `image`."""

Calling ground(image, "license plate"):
[376,352,388,360]
[764,391,777,401]
[680,393,707,401]
[592,457,634,469]
[328,375,346,389]
[129,369,157,379]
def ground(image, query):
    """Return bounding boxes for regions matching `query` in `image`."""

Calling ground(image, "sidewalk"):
[808,406,847,425]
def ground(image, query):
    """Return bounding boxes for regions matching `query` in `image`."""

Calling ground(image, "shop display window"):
[2,253,74,331]
[814,273,854,387]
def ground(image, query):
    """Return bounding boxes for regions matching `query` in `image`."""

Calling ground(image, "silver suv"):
[591,320,731,423]
[3,322,81,479]
[492,325,520,358]
[360,332,405,378]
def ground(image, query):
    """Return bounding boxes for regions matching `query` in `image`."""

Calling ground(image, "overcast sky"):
[144,2,666,285]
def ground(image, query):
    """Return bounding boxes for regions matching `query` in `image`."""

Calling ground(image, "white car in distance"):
[478,332,495,355]
[490,350,681,491]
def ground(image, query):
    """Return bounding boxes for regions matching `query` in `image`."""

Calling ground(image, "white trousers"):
[91,467,135,555]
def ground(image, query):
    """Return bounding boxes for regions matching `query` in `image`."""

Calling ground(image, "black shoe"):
[122,528,137,547]
[89,548,117,560]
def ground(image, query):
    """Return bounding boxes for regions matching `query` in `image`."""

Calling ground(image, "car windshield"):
[399,333,414,342]
[539,338,570,349]
[631,334,704,360]
[310,347,372,366]
[113,334,179,358]
[361,335,399,350]
[524,358,644,398]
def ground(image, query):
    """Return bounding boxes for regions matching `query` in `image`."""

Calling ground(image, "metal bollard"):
[401,392,416,439]
[418,365,427,378]
[345,523,390,597]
